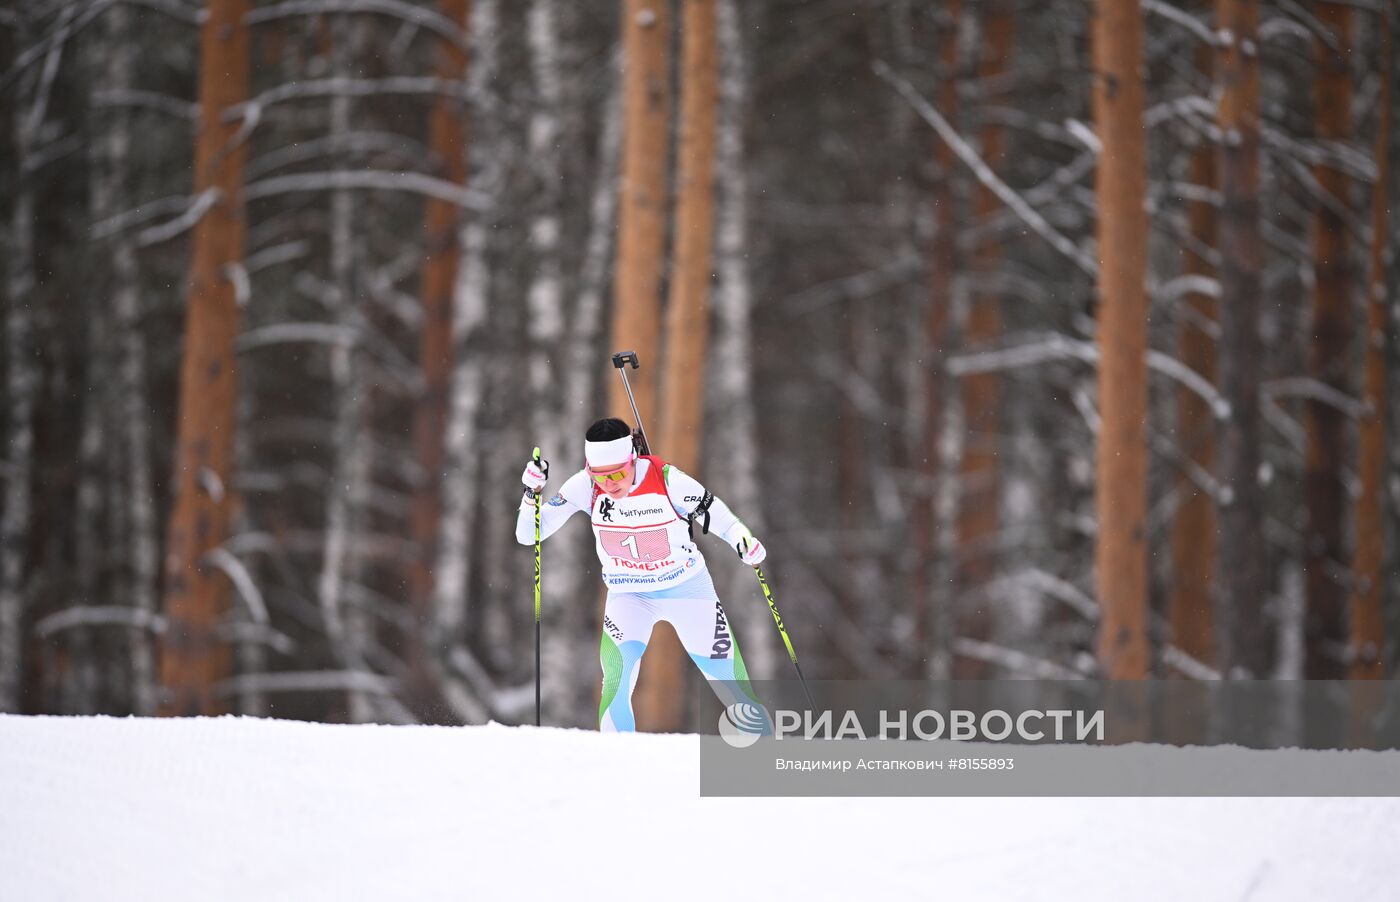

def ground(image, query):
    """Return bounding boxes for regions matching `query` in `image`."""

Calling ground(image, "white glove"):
[521,453,549,495]
[732,525,767,567]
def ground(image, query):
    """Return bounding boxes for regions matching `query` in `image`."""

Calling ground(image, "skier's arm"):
[515,469,589,545]
[662,465,750,548]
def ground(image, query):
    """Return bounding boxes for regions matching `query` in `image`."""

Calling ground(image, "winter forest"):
[0,0,1395,735]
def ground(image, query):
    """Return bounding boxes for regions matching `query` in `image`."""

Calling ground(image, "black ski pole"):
[611,351,650,454]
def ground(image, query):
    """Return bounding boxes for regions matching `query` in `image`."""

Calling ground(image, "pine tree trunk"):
[1214,0,1267,678]
[610,0,671,429]
[610,0,672,730]
[1091,0,1150,679]
[637,0,720,732]
[410,0,471,717]
[1303,1,1353,681]
[1168,90,1218,673]
[954,5,1011,679]
[159,0,252,716]
[1348,11,1391,680]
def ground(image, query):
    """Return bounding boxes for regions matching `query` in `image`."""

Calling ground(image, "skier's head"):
[585,417,639,499]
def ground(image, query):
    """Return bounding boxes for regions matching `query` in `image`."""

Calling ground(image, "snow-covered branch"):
[136,188,220,247]
[247,0,467,51]
[1017,568,1100,622]
[874,60,1098,277]
[91,194,192,240]
[947,333,1232,419]
[1262,378,1368,418]
[202,548,270,625]
[953,638,1093,680]
[244,170,487,210]
[1142,0,1218,46]
[92,88,197,120]
[1162,644,1223,680]
[33,605,165,638]
[237,323,356,353]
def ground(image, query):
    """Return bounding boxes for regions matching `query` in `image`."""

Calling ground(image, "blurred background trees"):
[0,0,1395,732]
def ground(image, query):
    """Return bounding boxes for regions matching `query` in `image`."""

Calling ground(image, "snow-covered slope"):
[2,714,1397,901]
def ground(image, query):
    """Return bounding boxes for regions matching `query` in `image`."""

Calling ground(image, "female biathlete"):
[515,417,769,732]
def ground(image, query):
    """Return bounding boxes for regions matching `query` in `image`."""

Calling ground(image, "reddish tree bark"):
[610,0,671,428]
[1214,0,1268,677]
[1168,66,1218,673]
[1091,0,1150,679]
[609,0,672,730]
[160,0,251,716]
[954,4,1011,679]
[409,0,471,715]
[1303,1,1353,681]
[638,0,720,732]
[1349,9,1391,681]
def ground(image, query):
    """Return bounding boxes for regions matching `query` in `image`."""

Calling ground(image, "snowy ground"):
[2,714,1398,901]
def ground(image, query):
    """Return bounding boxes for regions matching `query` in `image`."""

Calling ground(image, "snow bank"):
[2,714,1397,901]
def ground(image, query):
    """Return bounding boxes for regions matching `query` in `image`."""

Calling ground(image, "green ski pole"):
[531,446,546,727]
[751,559,817,712]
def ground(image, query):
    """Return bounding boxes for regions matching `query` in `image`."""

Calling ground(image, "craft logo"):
[599,498,615,522]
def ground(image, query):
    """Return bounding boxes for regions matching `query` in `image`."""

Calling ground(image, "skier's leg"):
[598,590,658,732]
[660,570,770,731]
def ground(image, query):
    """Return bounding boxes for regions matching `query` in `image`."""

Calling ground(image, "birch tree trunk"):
[1091,0,1150,679]
[610,0,671,428]
[83,2,145,714]
[1348,11,1391,680]
[526,0,566,461]
[706,0,775,682]
[954,5,1011,679]
[638,0,720,732]
[915,0,961,681]
[410,0,471,718]
[318,14,375,723]
[550,75,624,727]
[0,16,41,714]
[1303,0,1353,680]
